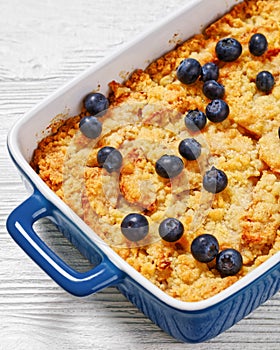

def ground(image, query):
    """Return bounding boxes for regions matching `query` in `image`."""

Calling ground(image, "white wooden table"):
[1,0,279,349]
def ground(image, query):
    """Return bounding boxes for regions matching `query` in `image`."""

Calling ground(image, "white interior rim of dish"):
[7,0,280,311]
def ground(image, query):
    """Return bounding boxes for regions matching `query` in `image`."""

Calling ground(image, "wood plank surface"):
[0,0,279,349]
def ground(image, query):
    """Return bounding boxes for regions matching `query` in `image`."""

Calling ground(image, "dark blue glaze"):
[6,189,124,296]
[117,265,280,343]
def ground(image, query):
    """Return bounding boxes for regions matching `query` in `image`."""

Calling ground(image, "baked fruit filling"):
[31,0,280,301]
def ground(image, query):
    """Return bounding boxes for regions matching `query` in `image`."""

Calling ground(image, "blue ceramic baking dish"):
[6,0,280,343]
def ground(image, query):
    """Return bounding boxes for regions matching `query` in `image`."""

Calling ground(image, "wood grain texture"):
[1,0,279,349]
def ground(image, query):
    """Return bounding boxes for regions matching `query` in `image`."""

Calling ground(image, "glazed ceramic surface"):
[6,0,280,343]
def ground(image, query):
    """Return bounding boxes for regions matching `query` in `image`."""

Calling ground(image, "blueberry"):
[184,109,207,132]
[84,92,109,116]
[278,127,280,139]
[216,249,243,276]
[203,80,225,100]
[203,166,228,194]
[191,234,219,263]
[256,71,275,93]
[215,38,242,62]
[201,62,219,82]
[179,138,201,160]
[159,218,184,242]
[249,33,268,56]
[121,213,149,242]
[97,146,123,173]
[79,116,102,139]
[155,155,184,179]
[177,58,202,85]
[205,99,229,123]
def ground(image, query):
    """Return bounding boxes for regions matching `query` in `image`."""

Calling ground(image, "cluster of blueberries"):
[121,215,242,276]
[178,33,274,139]
[77,33,272,276]
[79,93,124,172]
[177,33,273,131]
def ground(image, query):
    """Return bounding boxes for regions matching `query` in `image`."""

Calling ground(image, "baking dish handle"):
[6,190,124,296]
